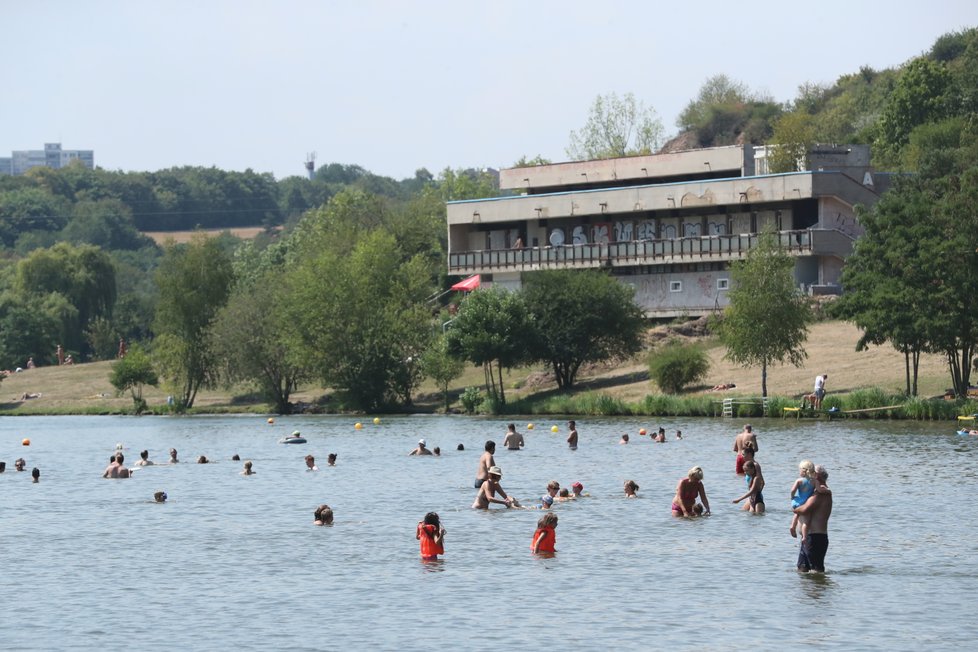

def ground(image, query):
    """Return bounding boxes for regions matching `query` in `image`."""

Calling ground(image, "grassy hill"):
[0,320,957,416]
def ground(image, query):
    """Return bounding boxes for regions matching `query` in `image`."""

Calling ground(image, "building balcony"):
[448,229,853,276]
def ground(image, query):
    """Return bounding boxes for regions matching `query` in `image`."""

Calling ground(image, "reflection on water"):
[1,415,977,649]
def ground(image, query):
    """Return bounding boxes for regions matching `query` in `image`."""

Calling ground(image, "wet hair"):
[558,488,569,497]
[537,512,558,528]
[31,467,40,481]
[799,460,815,477]
[658,427,665,434]
[154,491,167,502]
[814,464,828,480]
[507,423,516,431]
[169,448,177,457]
[568,420,576,427]
[0,461,6,473]
[197,455,208,464]
[305,454,315,463]
[244,460,253,469]
[547,480,560,492]
[621,433,629,441]
[688,466,704,480]
[743,460,757,475]
[693,504,704,515]
[140,450,149,460]
[433,447,440,455]
[624,479,639,492]
[327,453,337,464]
[314,504,333,524]
[423,512,440,527]
[232,454,240,461]
[116,453,125,464]
[485,440,495,452]
[456,444,464,451]
[110,455,117,463]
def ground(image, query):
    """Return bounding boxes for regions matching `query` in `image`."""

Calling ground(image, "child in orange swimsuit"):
[532,512,558,554]
[417,512,445,560]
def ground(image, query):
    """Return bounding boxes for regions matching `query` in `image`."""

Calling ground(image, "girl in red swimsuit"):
[417,512,446,560]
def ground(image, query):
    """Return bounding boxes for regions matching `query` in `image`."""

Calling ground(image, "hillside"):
[1,320,954,415]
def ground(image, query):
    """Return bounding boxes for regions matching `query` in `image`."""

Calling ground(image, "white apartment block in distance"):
[0,142,94,176]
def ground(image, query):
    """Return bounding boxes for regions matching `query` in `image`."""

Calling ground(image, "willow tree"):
[153,236,233,409]
[718,231,812,397]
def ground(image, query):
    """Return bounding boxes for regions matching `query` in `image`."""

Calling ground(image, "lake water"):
[1,415,976,650]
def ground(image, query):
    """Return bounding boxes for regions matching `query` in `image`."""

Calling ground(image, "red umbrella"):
[450,275,481,292]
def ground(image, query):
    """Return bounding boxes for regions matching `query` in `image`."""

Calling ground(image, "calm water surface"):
[1,415,976,650]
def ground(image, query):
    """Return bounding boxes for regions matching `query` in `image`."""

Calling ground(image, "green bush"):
[647,339,710,394]
[459,387,482,414]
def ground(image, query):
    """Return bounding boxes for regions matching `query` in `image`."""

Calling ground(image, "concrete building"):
[0,143,94,176]
[446,144,889,318]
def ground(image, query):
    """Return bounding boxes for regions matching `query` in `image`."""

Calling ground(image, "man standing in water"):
[732,424,758,475]
[794,465,832,572]
[567,420,579,450]
[503,424,524,450]
[474,440,496,488]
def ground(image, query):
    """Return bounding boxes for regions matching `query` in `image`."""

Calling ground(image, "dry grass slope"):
[0,321,957,414]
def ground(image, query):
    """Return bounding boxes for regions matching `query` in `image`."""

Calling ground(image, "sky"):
[5,1,978,181]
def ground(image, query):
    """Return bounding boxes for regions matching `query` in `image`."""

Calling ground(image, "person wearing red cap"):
[571,481,586,498]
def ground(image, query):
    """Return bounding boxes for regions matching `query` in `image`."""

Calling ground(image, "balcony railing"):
[449,229,824,274]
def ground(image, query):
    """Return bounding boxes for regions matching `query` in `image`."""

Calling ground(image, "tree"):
[210,271,309,414]
[420,334,465,412]
[14,242,117,357]
[677,75,753,131]
[718,231,813,397]
[284,224,434,411]
[566,92,664,160]
[877,57,952,154]
[110,344,158,413]
[767,111,817,173]
[445,287,534,405]
[522,270,645,389]
[152,236,233,408]
[834,183,933,395]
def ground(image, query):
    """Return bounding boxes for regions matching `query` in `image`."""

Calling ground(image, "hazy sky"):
[5,1,977,180]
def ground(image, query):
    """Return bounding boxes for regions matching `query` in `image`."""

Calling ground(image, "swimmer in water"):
[624,479,639,498]
[32,467,40,483]
[197,455,208,464]
[241,460,254,475]
[305,454,318,471]
[15,458,27,472]
[619,433,629,444]
[327,453,337,466]
[314,504,333,526]
[169,448,179,464]
[135,450,154,466]
[154,491,167,503]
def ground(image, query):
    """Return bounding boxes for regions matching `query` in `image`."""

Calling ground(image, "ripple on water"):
[1,414,977,649]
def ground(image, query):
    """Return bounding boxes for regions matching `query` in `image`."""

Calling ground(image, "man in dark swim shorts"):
[793,465,832,572]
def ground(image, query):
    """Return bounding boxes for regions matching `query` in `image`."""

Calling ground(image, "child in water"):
[624,479,640,498]
[532,512,558,554]
[416,512,445,560]
[314,504,333,526]
[789,460,816,538]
